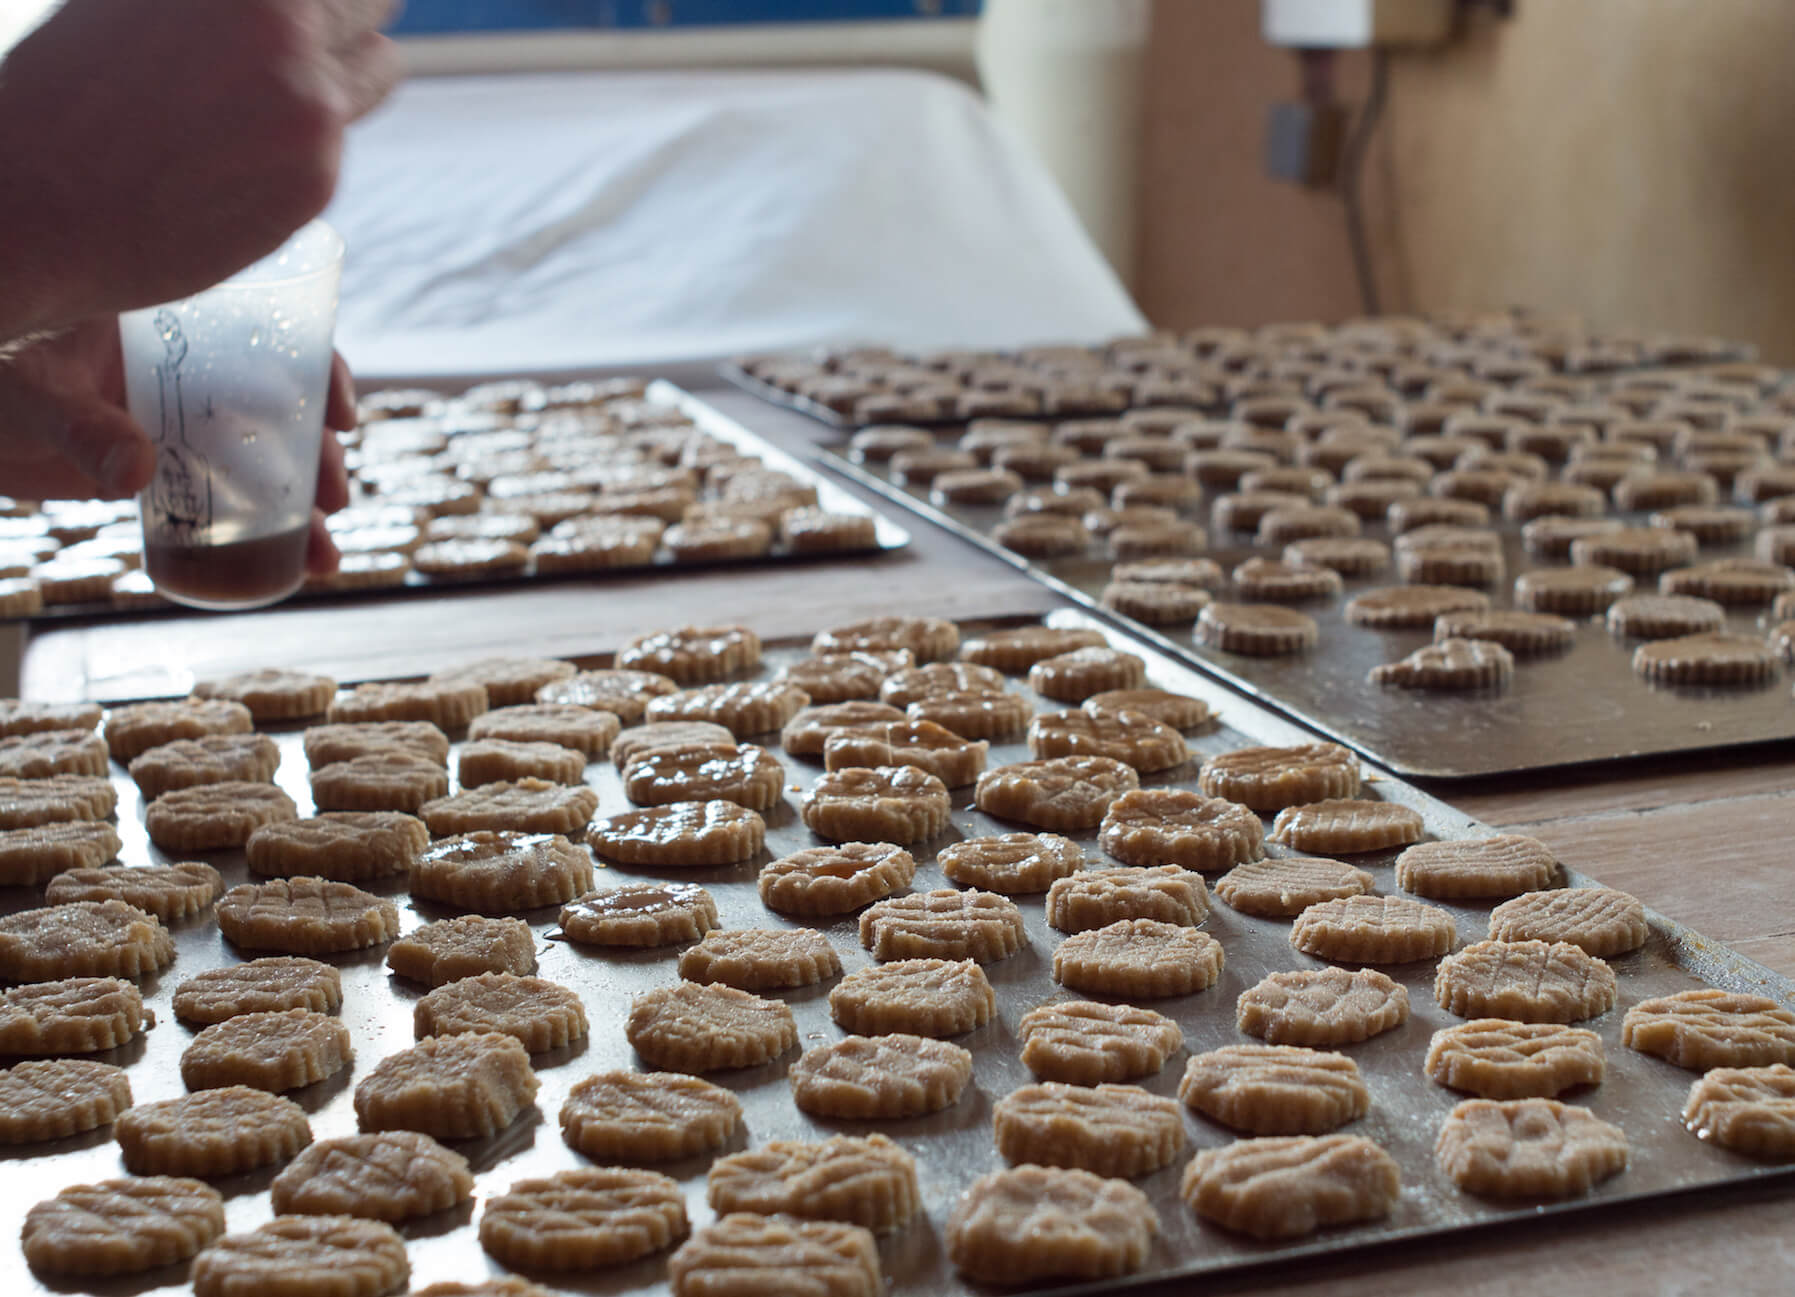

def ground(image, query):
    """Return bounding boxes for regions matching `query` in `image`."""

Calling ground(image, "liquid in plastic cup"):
[120,220,344,611]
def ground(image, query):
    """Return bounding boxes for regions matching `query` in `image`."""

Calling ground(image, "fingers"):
[325,350,358,430]
[336,26,402,121]
[0,364,155,501]
[316,426,351,514]
[304,507,341,576]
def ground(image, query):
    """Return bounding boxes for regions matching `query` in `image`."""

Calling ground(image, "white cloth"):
[326,68,1145,379]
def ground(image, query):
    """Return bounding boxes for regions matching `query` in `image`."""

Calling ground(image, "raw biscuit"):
[1195,602,1320,654]
[302,721,450,769]
[904,689,1034,741]
[589,800,766,866]
[247,812,430,881]
[414,972,586,1052]
[269,1130,474,1220]
[115,1085,312,1176]
[959,626,1109,672]
[387,916,536,985]
[0,1057,132,1142]
[1198,742,1360,811]
[44,860,224,920]
[1017,999,1183,1084]
[624,742,785,811]
[1027,647,1147,702]
[788,1034,973,1119]
[190,1215,409,1297]
[326,680,489,731]
[1082,687,1215,729]
[1424,1019,1606,1098]
[946,1165,1155,1284]
[707,1134,920,1232]
[426,656,576,707]
[0,977,146,1054]
[937,831,1084,893]
[1622,989,1795,1070]
[1435,939,1618,1023]
[1370,637,1514,689]
[0,821,121,885]
[0,774,116,828]
[409,831,593,913]
[1633,632,1780,685]
[0,899,174,981]
[776,650,915,704]
[559,1070,743,1161]
[560,882,718,947]
[1487,886,1650,956]
[144,780,298,852]
[626,981,798,1071]
[457,738,587,787]
[1269,798,1425,853]
[1434,608,1577,654]
[180,1008,353,1092]
[1046,864,1209,932]
[310,752,450,813]
[103,698,254,762]
[467,704,619,756]
[127,733,282,798]
[668,1213,881,1297]
[536,668,680,723]
[418,777,600,836]
[1026,709,1187,773]
[1179,1044,1369,1135]
[1053,919,1224,998]
[858,889,1027,962]
[193,669,336,721]
[478,1167,688,1271]
[822,719,988,788]
[812,616,958,663]
[646,681,812,737]
[1683,1063,1795,1158]
[1435,1097,1627,1199]
[174,957,343,1024]
[828,958,996,1038]
[995,1082,1185,1180]
[1213,855,1375,917]
[1099,787,1263,871]
[801,765,952,844]
[1180,1134,1400,1239]
[1396,834,1558,899]
[1236,967,1410,1045]
[678,927,842,989]
[1289,894,1457,964]
[975,755,1140,831]
[0,728,108,778]
[353,1032,539,1139]
[216,878,401,954]
[21,1176,225,1277]
[781,702,906,757]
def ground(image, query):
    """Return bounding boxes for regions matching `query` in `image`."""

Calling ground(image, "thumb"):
[58,396,157,499]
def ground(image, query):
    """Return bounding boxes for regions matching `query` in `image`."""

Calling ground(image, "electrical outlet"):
[1262,0,1454,48]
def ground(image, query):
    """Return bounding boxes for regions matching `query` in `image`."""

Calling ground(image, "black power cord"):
[1340,48,1390,316]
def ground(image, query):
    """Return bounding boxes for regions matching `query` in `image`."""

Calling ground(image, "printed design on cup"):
[148,308,214,544]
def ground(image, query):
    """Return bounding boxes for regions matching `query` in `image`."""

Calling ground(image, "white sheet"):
[326,68,1145,379]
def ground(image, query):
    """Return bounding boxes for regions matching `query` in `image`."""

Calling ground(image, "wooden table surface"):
[14,387,1795,1296]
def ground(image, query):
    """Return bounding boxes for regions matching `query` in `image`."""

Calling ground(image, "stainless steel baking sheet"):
[11,383,909,626]
[4,609,1792,1297]
[820,449,1795,780]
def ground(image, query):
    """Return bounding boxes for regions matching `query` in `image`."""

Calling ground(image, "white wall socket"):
[1262,0,1455,48]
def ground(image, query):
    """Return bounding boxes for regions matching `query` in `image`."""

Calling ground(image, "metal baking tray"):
[9,383,909,626]
[820,450,1795,781]
[4,610,1793,1295]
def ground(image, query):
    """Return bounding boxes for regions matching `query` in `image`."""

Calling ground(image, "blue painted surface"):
[389,0,981,35]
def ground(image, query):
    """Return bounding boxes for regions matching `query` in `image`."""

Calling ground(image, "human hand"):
[0,322,357,576]
[0,0,401,340]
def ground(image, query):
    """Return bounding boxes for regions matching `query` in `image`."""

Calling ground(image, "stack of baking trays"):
[755,312,1795,779]
[3,610,1795,1296]
[0,381,905,622]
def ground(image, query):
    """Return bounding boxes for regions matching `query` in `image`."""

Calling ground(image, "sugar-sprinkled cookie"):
[1622,989,1795,1070]
[0,821,122,885]
[0,1057,131,1143]
[270,1130,474,1220]
[44,860,223,920]
[1435,939,1617,1023]
[1269,798,1425,854]
[1435,1097,1627,1199]
[946,1165,1155,1284]
[788,1034,973,1119]
[128,733,282,799]
[626,982,798,1072]
[0,899,174,981]
[994,1082,1184,1178]
[1487,886,1649,956]
[216,878,400,954]
[1683,1063,1795,1158]
[116,1085,312,1176]
[0,976,147,1054]
[1237,967,1410,1046]
[414,972,588,1053]
[174,957,343,1024]
[1396,834,1557,899]
[1017,999,1182,1085]
[354,1032,539,1139]
[1424,1019,1606,1099]
[559,1070,743,1162]
[1180,1134,1400,1239]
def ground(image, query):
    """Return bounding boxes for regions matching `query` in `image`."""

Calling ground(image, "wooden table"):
[15,387,1795,1296]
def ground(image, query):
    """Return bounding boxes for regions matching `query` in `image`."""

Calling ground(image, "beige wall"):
[1139,0,1795,362]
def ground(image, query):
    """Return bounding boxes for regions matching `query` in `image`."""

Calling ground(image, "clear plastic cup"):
[120,220,344,611]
